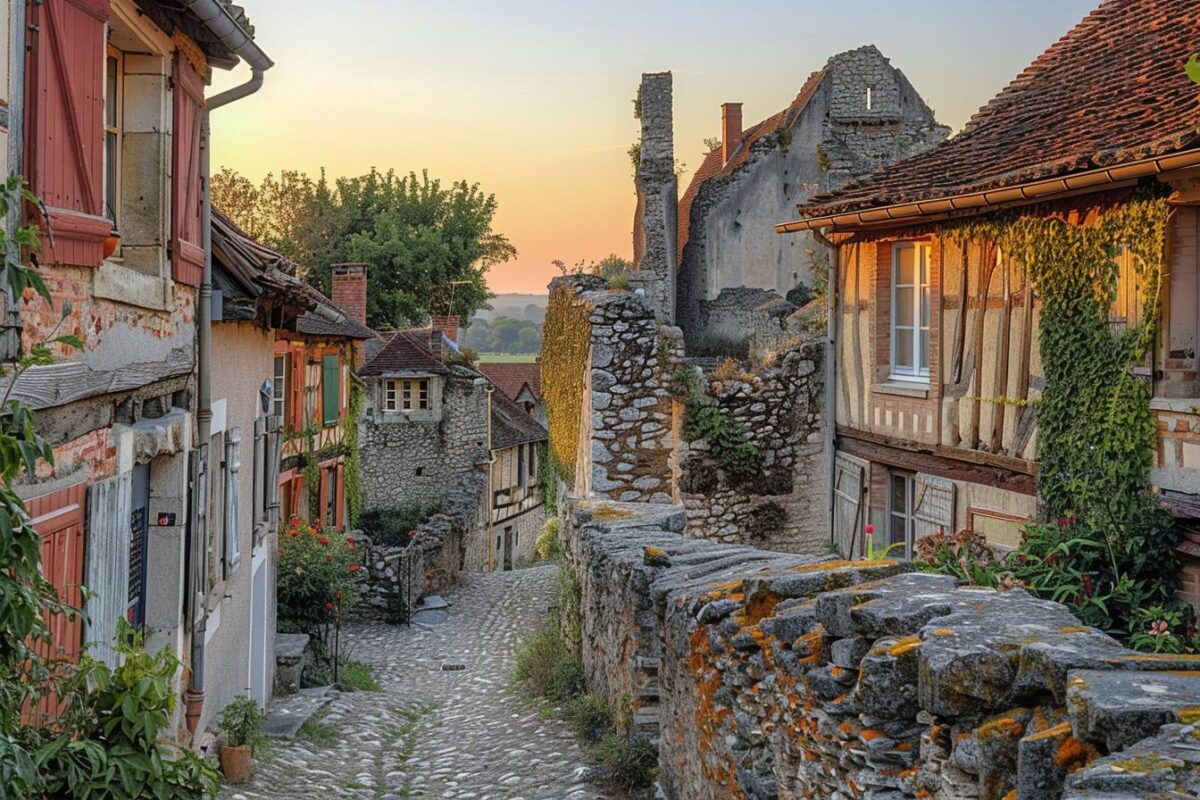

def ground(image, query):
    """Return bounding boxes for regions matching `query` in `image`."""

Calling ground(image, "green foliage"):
[463,315,542,355]
[359,503,438,547]
[1128,605,1193,654]
[295,718,339,748]
[336,660,381,693]
[556,565,583,653]
[592,733,658,790]
[511,624,585,703]
[218,697,266,752]
[1187,53,1200,85]
[541,287,591,482]
[915,528,1010,588]
[28,622,219,799]
[277,517,362,642]
[539,450,571,516]
[534,517,565,561]
[607,274,631,292]
[212,168,514,329]
[565,693,612,744]
[672,366,762,484]
[814,144,830,173]
[344,378,364,529]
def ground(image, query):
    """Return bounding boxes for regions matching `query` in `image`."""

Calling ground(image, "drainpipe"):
[180,0,273,735]
[812,228,839,550]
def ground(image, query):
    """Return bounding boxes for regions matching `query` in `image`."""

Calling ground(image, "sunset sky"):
[210,0,1098,295]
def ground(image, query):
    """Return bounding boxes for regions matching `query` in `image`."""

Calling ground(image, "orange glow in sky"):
[210,0,1097,295]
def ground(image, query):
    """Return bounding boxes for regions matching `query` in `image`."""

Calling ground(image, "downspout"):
[812,228,839,549]
[180,0,273,733]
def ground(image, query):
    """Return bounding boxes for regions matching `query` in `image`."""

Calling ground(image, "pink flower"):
[1150,620,1171,637]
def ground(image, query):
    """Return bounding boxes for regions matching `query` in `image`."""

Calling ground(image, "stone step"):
[637,656,660,674]
[633,706,660,731]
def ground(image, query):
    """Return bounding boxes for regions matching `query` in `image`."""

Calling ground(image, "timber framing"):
[837,425,1037,496]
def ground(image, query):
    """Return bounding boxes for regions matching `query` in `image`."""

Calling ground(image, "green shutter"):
[321,355,340,427]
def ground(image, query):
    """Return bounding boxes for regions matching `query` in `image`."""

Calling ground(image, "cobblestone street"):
[222,566,613,800]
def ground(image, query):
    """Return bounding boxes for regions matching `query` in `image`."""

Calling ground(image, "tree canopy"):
[212,167,515,329]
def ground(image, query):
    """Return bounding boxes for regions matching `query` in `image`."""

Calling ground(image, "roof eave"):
[777,148,1200,234]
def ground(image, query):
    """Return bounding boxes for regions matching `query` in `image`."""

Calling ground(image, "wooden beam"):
[990,256,1013,453]
[967,243,998,448]
[837,426,1037,496]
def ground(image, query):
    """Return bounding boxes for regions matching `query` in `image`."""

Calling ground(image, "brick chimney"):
[330,263,367,325]
[431,315,460,345]
[721,102,743,164]
[428,328,443,361]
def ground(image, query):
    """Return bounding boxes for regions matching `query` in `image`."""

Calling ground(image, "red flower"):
[864,524,874,537]
[319,537,329,545]
[408,529,417,537]
[289,530,299,537]
[290,516,300,527]
[346,537,355,545]
[349,564,360,573]
[325,602,334,612]
[1017,554,1028,565]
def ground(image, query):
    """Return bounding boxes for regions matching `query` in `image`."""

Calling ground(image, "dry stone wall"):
[568,499,1200,800]
[678,339,826,554]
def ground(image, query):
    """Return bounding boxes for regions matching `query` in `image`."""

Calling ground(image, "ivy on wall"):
[344,377,364,528]
[672,366,762,485]
[541,284,592,488]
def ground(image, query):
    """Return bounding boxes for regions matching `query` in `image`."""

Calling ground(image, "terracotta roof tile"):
[359,328,448,377]
[477,363,541,403]
[677,68,828,268]
[800,0,1200,219]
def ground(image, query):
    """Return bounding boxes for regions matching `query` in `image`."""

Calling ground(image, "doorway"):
[502,526,514,571]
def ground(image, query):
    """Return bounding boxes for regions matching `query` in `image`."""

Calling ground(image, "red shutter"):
[171,54,205,288]
[25,0,110,267]
[290,348,306,432]
[335,462,346,530]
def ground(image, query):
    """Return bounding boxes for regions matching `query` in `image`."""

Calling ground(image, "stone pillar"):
[632,72,677,324]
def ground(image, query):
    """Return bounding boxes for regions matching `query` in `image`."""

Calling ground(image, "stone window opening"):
[385,378,431,412]
[889,243,931,382]
[866,85,875,111]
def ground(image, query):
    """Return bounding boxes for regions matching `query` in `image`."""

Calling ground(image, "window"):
[207,433,224,591]
[518,444,526,488]
[104,47,122,226]
[223,428,241,576]
[890,243,931,381]
[888,472,915,558]
[321,355,341,427]
[385,378,431,412]
[866,85,874,111]
[325,466,338,527]
[272,355,288,420]
[252,416,280,528]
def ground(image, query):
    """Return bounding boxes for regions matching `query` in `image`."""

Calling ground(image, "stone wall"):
[631,71,678,323]
[359,366,490,512]
[358,465,489,620]
[568,499,1200,800]
[678,339,827,554]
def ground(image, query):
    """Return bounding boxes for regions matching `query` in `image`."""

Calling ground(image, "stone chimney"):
[721,102,743,164]
[331,263,367,325]
[431,315,460,345]
[632,71,677,324]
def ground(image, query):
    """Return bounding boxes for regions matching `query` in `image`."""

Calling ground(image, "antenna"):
[433,280,473,317]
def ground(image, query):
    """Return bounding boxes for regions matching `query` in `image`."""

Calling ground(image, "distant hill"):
[476,293,547,323]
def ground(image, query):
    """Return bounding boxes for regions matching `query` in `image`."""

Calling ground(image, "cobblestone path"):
[222,565,613,800]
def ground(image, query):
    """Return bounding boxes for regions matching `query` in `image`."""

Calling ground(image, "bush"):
[915,527,1008,588]
[512,625,584,703]
[360,504,439,547]
[277,516,362,635]
[534,518,564,561]
[218,696,266,752]
[565,693,612,744]
[593,733,658,790]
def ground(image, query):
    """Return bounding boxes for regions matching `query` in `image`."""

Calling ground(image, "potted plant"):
[217,696,267,784]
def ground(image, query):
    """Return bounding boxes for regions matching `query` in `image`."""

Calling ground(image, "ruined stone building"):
[634,46,949,353]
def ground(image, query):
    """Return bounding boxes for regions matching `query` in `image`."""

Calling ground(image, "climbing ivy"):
[541,284,591,487]
[672,366,762,485]
[344,376,364,528]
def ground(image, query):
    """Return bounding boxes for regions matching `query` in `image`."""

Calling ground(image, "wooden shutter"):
[289,348,305,432]
[84,474,131,668]
[25,0,110,267]
[913,473,955,540]
[224,428,241,575]
[267,415,282,529]
[321,354,340,426]
[189,446,210,620]
[170,54,205,287]
[832,452,866,559]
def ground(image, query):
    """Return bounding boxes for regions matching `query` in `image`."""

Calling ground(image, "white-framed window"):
[272,355,287,420]
[223,427,241,576]
[385,378,430,411]
[103,46,123,226]
[866,85,874,111]
[887,471,915,559]
[890,242,931,381]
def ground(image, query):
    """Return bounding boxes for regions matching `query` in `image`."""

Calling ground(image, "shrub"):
[511,624,584,703]
[534,518,564,561]
[277,517,362,636]
[565,693,612,744]
[593,733,658,790]
[360,504,439,547]
[218,696,266,752]
[915,527,1008,588]
[608,273,631,291]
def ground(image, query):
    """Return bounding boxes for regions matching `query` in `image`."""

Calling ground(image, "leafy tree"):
[1188,53,1200,84]
[212,168,515,329]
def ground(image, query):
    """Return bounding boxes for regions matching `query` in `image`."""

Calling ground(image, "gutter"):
[775,149,1200,233]
[180,0,272,735]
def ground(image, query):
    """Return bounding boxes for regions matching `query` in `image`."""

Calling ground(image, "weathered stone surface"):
[1064,723,1200,799]
[1068,669,1200,751]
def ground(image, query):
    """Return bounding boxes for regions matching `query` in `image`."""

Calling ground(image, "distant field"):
[477,353,538,364]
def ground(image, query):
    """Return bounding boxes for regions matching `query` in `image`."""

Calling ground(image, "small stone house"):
[666,46,950,351]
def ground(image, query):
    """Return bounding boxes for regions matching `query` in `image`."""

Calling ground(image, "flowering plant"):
[277,516,363,636]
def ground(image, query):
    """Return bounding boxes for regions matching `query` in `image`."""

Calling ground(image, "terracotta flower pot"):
[103,232,120,259]
[219,744,253,784]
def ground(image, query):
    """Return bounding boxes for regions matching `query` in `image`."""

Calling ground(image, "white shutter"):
[252,416,266,524]
[913,473,955,539]
[224,427,241,574]
[267,415,282,527]
[190,446,210,617]
[85,473,132,667]
[832,453,866,559]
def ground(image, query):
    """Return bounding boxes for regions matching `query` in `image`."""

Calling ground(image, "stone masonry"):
[678,338,827,554]
[631,71,678,323]
[568,499,1200,800]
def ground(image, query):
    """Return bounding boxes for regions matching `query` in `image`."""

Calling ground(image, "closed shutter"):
[85,474,131,668]
[832,453,866,559]
[321,354,340,426]
[913,474,955,540]
[170,53,205,287]
[25,0,110,266]
[267,415,282,529]
[189,446,210,619]
[334,462,345,529]
[224,428,241,575]
[289,347,305,432]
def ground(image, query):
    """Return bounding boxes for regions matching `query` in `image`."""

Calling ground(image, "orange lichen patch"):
[916,789,931,799]
[894,741,913,752]
[790,559,893,574]
[643,545,668,559]
[1059,626,1093,634]
[859,729,884,742]
[1001,791,1017,800]
[888,636,922,658]
[737,589,782,626]
[1103,653,1200,664]
[1166,670,1200,677]
[930,628,957,637]
[977,709,1030,741]
[1053,732,1096,769]
[1024,721,1072,743]
[588,505,633,520]
[1178,706,1200,725]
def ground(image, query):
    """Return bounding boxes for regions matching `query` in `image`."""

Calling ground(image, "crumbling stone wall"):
[631,71,678,323]
[568,499,1200,800]
[678,339,826,554]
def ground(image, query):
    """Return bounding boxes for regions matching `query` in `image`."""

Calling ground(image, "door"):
[832,453,866,559]
[248,548,268,705]
[888,471,915,560]
[128,463,150,628]
[503,526,514,571]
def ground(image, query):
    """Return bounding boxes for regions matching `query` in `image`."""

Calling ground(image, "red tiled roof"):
[800,0,1200,219]
[478,363,541,403]
[490,389,547,450]
[677,68,828,269]
[359,328,448,377]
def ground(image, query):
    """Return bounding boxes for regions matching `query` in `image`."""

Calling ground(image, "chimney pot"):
[721,102,743,164]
